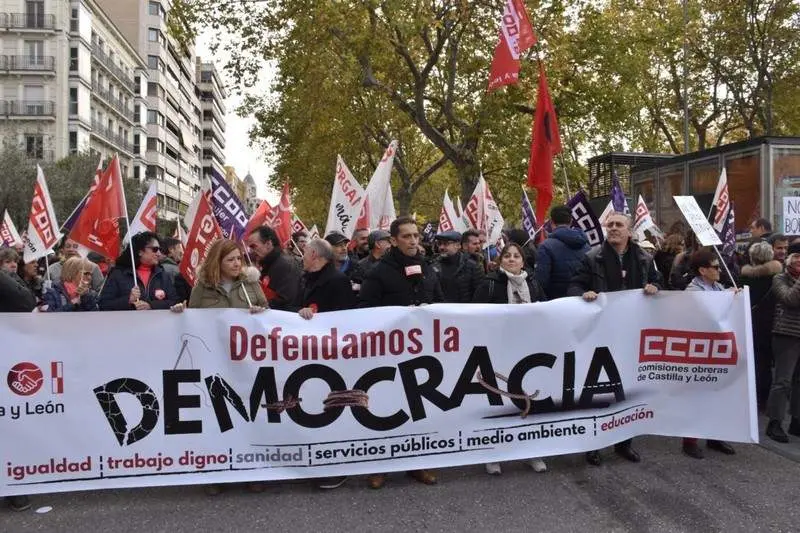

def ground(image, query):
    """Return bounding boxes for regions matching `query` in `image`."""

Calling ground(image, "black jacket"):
[99,265,179,311]
[258,248,301,311]
[535,227,590,300]
[299,262,356,312]
[350,254,381,286]
[358,247,444,308]
[0,271,36,312]
[431,251,484,303]
[741,260,782,338]
[567,240,662,296]
[473,269,545,304]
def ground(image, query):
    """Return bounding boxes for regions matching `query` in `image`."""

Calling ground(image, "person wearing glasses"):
[568,212,662,466]
[49,238,104,292]
[473,242,547,475]
[99,232,178,311]
[680,248,737,458]
[41,257,98,312]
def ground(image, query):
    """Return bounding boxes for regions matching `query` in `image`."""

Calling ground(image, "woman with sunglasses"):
[681,248,737,458]
[41,257,98,312]
[99,232,178,311]
[472,242,547,475]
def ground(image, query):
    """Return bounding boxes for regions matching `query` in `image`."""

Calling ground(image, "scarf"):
[500,267,531,304]
[62,281,79,301]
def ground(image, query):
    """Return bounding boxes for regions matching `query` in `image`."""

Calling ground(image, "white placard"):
[673,196,723,246]
[783,197,800,235]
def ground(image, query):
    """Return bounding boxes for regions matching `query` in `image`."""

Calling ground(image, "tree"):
[0,146,144,238]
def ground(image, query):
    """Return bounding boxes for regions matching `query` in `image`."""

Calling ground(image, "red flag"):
[179,190,223,287]
[273,183,293,247]
[243,199,274,238]
[70,155,125,259]
[527,62,562,223]
[487,0,537,93]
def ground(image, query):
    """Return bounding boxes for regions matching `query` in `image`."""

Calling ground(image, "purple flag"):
[521,189,538,240]
[566,190,604,248]
[611,171,630,215]
[209,168,248,240]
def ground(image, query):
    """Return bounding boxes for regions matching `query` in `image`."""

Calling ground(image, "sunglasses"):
[81,271,92,276]
[145,246,161,253]
[704,264,721,270]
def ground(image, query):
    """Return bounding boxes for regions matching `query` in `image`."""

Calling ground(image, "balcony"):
[0,13,56,31]
[90,118,133,154]
[91,45,134,92]
[91,81,134,124]
[1,55,55,73]
[1,100,55,118]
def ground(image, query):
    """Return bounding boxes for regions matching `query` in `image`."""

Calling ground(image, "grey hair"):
[749,241,774,265]
[787,253,800,268]
[605,212,633,228]
[307,238,334,262]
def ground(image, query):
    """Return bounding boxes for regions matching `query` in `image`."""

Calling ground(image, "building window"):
[147,55,159,70]
[134,134,141,154]
[69,132,78,154]
[147,110,158,124]
[25,135,44,159]
[70,8,78,32]
[134,165,141,181]
[26,0,45,29]
[69,88,78,114]
[148,1,161,16]
[148,28,159,42]
[134,104,140,123]
[134,75,141,95]
[24,40,44,66]
[69,47,78,71]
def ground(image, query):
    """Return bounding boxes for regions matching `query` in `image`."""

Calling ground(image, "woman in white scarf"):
[472,243,547,475]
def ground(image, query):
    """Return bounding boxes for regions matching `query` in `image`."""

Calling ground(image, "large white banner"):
[0,291,756,496]
[324,156,366,239]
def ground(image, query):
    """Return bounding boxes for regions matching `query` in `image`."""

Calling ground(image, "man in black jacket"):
[358,216,442,489]
[350,230,391,291]
[247,226,301,311]
[0,268,36,313]
[567,212,661,466]
[431,231,483,303]
[536,205,590,300]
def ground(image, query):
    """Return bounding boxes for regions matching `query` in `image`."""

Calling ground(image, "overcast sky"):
[196,33,280,204]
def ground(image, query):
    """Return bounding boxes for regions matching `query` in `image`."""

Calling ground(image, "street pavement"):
[3,428,800,532]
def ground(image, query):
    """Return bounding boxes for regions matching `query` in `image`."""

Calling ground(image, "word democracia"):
[93,344,625,446]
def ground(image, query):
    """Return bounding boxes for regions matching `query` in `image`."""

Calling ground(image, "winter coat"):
[535,226,590,300]
[49,260,104,293]
[741,260,782,335]
[258,248,301,311]
[99,265,178,311]
[160,257,191,303]
[358,247,444,308]
[653,250,678,289]
[473,269,545,304]
[567,239,662,296]
[431,251,484,303]
[298,262,356,312]
[189,277,267,309]
[685,276,725,292]
[0,271,36,312]
[42,281,98,312]
[772,272,800,338]
[350,254,381,286]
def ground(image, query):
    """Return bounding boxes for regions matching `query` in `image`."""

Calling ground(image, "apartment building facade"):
[196,58,226,180]
[0,0,69,162]
[97,0,204,219]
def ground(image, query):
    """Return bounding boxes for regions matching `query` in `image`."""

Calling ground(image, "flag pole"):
[115,154,139,290]
[713,245,738,290]
[558,153,572,199]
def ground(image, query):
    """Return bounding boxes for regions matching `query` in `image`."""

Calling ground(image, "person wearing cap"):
[324,231,357,279]
[431,230,484,303]
[350,230,391,291]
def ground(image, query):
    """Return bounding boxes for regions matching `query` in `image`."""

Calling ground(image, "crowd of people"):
[1,208,798,511]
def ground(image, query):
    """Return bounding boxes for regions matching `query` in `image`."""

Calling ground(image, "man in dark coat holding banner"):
[358,216,442,489]
[536,205,590,300]
[568,212,661,466]
[247,226,301,311]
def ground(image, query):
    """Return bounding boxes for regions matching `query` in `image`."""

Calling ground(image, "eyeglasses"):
[145,246,161,253]
[705,264,721,270]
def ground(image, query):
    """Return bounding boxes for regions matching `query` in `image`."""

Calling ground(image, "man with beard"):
[568,212,661,466]
[246,226,301,311]
[432,231,484,303]
[350,230,391,291]
[358,216,443,488]
[351,228,370,260]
